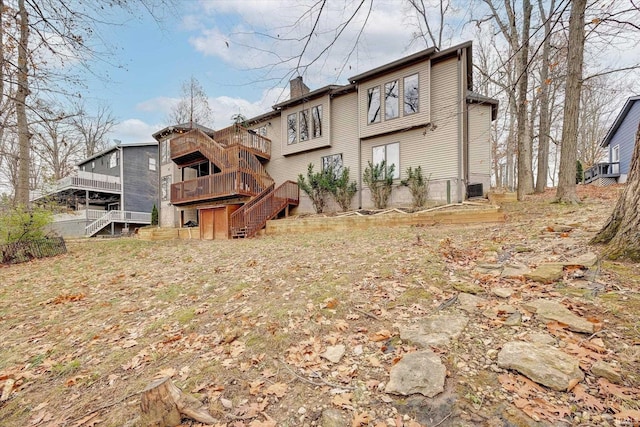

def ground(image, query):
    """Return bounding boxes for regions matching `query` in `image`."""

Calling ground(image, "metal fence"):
[1,237,67,265]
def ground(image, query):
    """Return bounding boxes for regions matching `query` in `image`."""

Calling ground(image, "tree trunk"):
[590,121,640,261]
[15,0,30,205]
[555,0,586,203]
[140,377,218,427]
[516,0,533,200]
[535,0,554,193]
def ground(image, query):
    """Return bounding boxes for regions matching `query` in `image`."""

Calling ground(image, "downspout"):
[456,48,463,203]
[118,145,124,211]
[358,92,362,209]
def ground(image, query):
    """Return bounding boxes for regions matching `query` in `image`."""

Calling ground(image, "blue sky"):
[77,0,470,144]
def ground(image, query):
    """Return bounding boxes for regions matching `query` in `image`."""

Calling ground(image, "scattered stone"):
[321,345,346,363]
[546,224,573,233]
[523,299,596,333]
[526,332,556,346]
[501,262,531,278]
[492,287,513,298]
[591,361,623,384]
[385,350,446,397]
[400,314,468,347]
[524,264,564,283]
[457,293,487,312]
[503,311,522,326]
[476,263,502,276]
[452,281,484,295]
[321,408,347,427]
[483,304,517,320]
[563,252,599,269]
[497,341,584,391]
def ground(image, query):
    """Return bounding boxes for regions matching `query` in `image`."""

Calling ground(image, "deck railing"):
[213,124,271,158]
[85,210,151,236]
[230,180,299,238]
[33,171,121,200]
[584,162,620,183]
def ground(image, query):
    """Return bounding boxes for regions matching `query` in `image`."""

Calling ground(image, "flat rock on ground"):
[524,264,564,283]
[385,350,446,397]
[523,299,596,333]
[400,314,469,347]
[497,341,584,391]
[457,292,487,312]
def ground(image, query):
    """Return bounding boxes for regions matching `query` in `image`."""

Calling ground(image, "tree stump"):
[140,377,217,427]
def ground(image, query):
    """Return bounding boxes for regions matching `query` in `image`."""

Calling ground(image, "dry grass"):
[0,185,638,426]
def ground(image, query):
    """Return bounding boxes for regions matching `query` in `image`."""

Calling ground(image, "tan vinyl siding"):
[358,61,430,139]
[265,92,359,213]
[468,103,492,191]
[280,94,331,156]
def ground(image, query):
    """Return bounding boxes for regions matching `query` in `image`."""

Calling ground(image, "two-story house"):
[154,41,497,239]
[584,95,640,185]
[34,141,158,237]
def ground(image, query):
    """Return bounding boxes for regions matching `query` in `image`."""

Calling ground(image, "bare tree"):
[71,101,117,158]
[407,0,452,49]
[15,0,30,205]
[577,80,615,169]
[534,0,555,193]
[555,0,586,204]
[32,103,83,180]
[5,0,172,205]
[167,76,213,127]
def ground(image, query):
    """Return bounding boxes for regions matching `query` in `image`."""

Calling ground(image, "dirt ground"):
[1,186,638,427]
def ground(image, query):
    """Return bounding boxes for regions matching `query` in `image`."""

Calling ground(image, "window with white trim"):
[109,151,119,168]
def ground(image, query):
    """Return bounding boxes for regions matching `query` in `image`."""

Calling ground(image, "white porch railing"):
[85,210,151,236]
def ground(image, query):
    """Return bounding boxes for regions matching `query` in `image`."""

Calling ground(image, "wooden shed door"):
[200,209,214,240]
[214,208,228,240]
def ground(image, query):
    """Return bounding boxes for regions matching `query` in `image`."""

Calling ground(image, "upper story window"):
[312,105,322,138]
[367,86,381,123]
[287,113,297,144]
[160,139,170,164]
[149,157,157,171]
[256,126,267,136]
[385,80,399,120]
[404,74,419,115]
[109,151,119,168]
[299,109,310,142]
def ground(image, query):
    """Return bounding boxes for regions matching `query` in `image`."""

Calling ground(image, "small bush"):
[401,166,430,208]
[298,163,333,213]
[0,205,53,244]
[151,204,158,226]
[330,167,358,212]
[576,160,584,184]
[363,161,395,209]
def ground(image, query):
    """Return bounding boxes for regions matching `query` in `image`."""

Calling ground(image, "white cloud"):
[112,119,161,143]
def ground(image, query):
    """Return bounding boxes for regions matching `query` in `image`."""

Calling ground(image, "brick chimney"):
[289,76,310,100]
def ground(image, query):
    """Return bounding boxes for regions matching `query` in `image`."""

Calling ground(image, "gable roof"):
[152,122,216,141]
[601,95,640,147]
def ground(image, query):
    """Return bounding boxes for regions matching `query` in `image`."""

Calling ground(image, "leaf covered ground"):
[1,186,639,427]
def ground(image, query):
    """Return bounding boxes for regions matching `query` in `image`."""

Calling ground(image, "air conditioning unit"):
[467,183,483,198]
